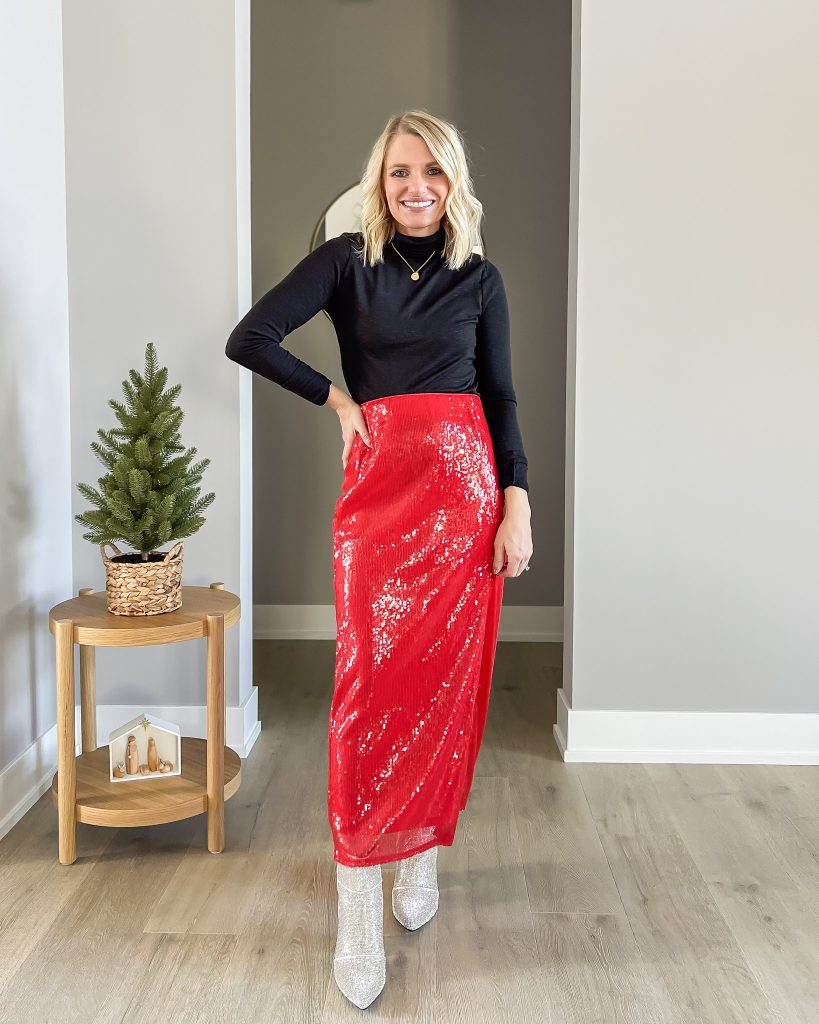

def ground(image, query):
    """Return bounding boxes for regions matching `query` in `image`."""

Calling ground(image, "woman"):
[225,109,533,1009]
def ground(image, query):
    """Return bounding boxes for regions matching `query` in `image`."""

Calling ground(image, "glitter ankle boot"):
[333,861,386,1009]
[391,845,439,930]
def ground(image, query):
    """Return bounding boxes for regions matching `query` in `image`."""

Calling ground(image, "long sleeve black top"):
[225,223,529,491]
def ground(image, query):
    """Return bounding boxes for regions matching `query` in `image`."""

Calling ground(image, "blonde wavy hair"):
[354,110,483,271]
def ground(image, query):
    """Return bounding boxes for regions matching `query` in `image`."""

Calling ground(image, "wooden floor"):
[1,640,816,1022]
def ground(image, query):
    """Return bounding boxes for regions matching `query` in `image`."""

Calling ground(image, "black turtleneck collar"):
[391,223,446,252]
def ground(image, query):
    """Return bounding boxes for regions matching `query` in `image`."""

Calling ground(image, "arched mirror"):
[310,182,363,254]
[310,183,361,323]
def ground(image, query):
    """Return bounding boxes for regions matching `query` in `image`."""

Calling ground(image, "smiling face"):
[382,132,449,237]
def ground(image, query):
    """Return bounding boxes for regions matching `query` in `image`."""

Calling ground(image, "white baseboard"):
[0,729,60,846]
[554,687,819,764]
[0,687,261,844]
[253,604,562,642]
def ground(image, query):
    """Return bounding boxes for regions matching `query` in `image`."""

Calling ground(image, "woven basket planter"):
[100,541,184,616]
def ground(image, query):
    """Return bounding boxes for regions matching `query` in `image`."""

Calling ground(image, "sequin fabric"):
[329,392,505,867]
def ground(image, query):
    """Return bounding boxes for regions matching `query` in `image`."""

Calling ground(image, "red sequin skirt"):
[329,392,505,867]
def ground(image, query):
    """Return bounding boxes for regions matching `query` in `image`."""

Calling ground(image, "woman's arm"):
[225,234,351,405]
[474,259,530,497]
[476,259,533,577]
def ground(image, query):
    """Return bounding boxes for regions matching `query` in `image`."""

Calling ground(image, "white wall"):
[0,0,255,840]
[0,2,74,834]
[560,0,819,760]
[61,0,253,713]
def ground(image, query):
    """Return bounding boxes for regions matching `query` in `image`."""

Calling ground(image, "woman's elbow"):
[225,326,246,363]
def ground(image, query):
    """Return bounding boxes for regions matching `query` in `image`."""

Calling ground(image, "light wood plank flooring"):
[0,640,816,1022]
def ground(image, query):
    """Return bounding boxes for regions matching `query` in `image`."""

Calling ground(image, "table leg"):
[55,619,76,865]
[78,647,97,752]
[206,611,225,853]
[77,588,97,752]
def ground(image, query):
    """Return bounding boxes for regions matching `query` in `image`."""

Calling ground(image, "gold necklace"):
[390,241,438,280]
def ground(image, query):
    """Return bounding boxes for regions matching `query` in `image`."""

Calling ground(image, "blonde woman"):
[226,109,533,1009]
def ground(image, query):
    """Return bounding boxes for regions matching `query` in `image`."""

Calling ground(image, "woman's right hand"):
[326,385,372,469]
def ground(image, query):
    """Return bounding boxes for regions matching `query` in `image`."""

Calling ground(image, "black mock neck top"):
[225,224,529,491]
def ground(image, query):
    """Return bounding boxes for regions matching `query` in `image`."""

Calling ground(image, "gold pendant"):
[411,271,420,280]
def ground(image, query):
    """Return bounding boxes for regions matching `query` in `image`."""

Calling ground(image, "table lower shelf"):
[50,736,241,827]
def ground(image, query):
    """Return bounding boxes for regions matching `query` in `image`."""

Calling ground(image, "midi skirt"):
[328,392,505,867]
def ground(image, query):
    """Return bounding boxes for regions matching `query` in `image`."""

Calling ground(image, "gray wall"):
[449,0,571,608]
[249,0,567,608]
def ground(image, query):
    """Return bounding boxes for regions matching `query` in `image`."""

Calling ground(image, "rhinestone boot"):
[391,845,439,930]
[333,862,386,1009]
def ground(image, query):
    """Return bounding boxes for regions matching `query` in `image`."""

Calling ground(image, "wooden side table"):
[48,583,242,865]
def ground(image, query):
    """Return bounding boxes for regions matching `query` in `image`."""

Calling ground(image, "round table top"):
[49,585,240,646]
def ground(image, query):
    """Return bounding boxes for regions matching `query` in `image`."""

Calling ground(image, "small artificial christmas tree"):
[75,342,215,562]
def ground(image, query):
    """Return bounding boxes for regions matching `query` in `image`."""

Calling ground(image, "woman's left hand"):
[493,488,533,578]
